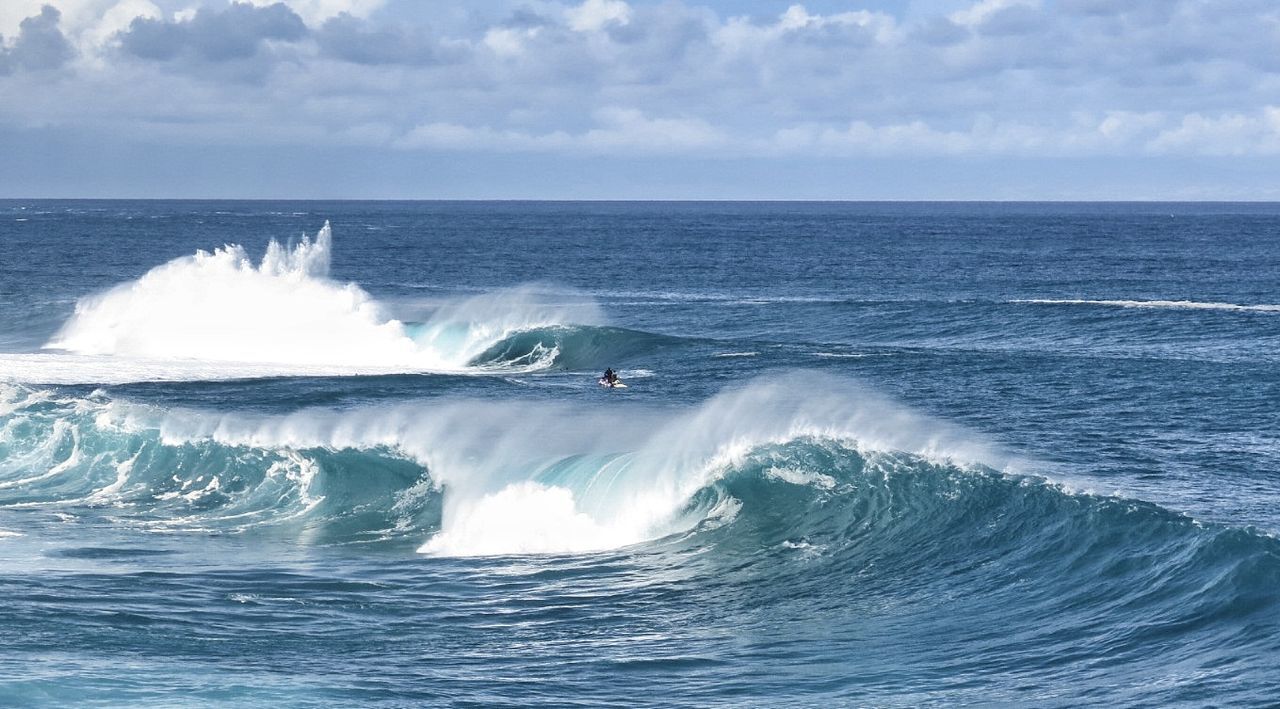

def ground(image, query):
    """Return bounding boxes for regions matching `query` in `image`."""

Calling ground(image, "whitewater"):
[1,200,1278,706]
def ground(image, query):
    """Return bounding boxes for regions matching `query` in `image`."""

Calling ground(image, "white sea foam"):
[418,481,635,556]
[765,466,838,489]
[5,223,599,384]
[1013,299,1280,313]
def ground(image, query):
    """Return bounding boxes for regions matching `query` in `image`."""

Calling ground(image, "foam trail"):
[7,224,600,383]
[1014,299,1280,313]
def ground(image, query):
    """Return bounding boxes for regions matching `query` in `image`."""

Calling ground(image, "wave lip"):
[1013,298,1280,313]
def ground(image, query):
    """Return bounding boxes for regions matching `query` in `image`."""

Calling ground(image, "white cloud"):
[0,0,98,37]
[396,108,724,154]
[0,0,380,49]
[581,107,725,151]
[244,0,384,25]
[715,4,899,53]
[483,26,538,57]
[0,0,150,58]
[396,122,570,151]
[83,0,160,54]
[949,0,1039,28]
[1148,108,1280,156]
[777,4,895,39]
[769,112,1188,157]
[774,120,973,156]
[566,0,631,33]
[3,0,1280,167]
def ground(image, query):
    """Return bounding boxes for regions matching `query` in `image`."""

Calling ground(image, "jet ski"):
[598,377,627,388]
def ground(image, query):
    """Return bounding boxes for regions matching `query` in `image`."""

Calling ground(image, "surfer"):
[598,369,629,388]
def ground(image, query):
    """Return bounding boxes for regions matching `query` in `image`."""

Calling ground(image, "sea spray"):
[45,222,426,367]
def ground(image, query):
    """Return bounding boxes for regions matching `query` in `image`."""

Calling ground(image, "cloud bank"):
[2,0,1280,196]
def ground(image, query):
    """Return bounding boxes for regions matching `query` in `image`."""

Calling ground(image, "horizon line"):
[4,197,1280,204]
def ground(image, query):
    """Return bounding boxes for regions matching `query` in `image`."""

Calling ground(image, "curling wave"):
[0,375,997,552]
[9,371,1274,565]
[4,376,1277,569]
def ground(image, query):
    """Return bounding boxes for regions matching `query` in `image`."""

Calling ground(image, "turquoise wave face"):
[0,386,440,545]
[466,325,682,370]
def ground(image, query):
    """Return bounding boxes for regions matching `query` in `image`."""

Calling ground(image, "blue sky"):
[2,0,1279,199]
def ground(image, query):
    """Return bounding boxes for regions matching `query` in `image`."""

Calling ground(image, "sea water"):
[0,200,1277,705]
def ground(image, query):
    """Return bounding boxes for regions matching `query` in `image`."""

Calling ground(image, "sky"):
[1,0,1279,199]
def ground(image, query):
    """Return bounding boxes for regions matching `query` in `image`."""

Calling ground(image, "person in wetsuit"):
[603,368,618,385]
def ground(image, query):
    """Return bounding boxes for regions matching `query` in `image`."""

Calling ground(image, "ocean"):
[0,200,1277,706]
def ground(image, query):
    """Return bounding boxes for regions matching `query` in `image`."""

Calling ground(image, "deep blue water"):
[1,200,1278,706]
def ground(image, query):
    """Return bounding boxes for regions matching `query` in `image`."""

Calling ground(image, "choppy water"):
[1,200,1278,706]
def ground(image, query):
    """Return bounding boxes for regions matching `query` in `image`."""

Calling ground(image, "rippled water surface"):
[1,201,1278,706]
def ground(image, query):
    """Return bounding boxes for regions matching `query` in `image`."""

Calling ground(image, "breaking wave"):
[0,375,992,551]
[2,372,1272,579]
[7,223,617,383]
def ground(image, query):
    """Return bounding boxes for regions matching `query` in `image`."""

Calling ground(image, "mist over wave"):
[9,223,610,383]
